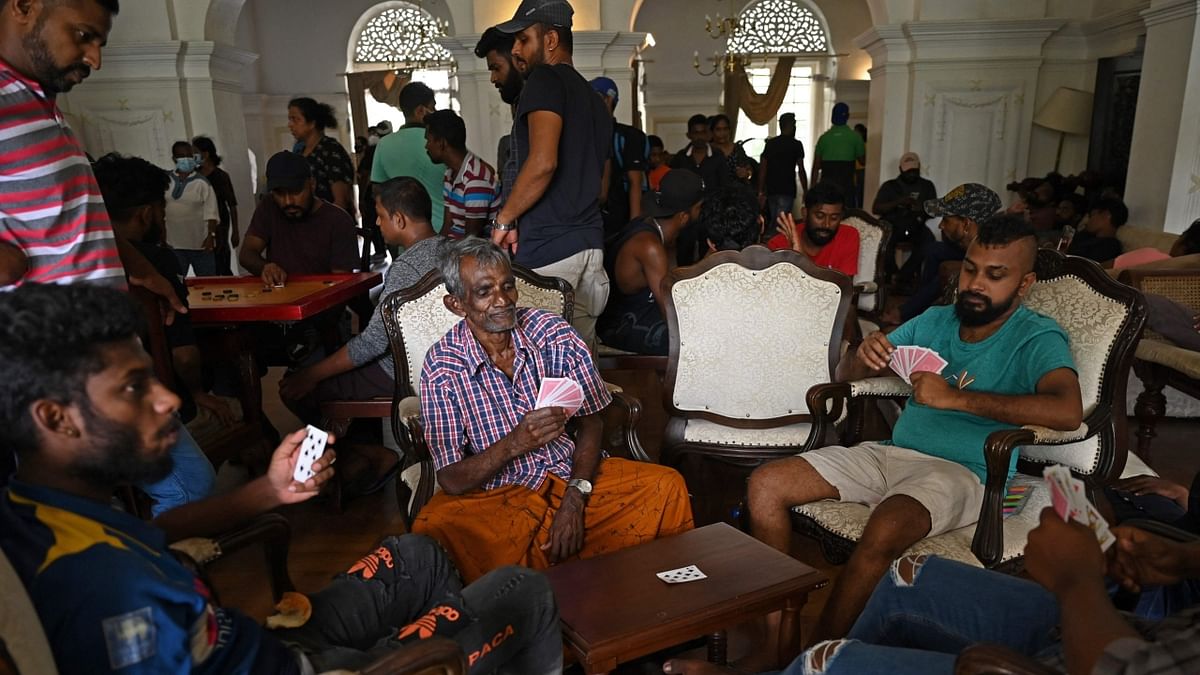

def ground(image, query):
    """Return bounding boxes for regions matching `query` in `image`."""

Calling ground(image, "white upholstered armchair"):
[842,209,891,319]
[660,245,855,471]
[792,250,1147,570]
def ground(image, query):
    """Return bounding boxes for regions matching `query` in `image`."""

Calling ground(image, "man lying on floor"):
[665,507,1200,674]
[413,237,694,581]
[0,283,561,675]
[747,213,1083,648]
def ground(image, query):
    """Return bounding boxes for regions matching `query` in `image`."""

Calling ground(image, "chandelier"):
[693,0,745,77]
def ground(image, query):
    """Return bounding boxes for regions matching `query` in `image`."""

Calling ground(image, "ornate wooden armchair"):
[1118,268,1200,459]
[843,209,891,326]
[659,245,854,501]
[792,250,1146,569]
[372,267,648,524]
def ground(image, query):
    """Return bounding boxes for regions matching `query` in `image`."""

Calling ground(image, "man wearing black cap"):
[758,112,809,229]
[893,182,1002,323]
[241,151,359,286]
[598,170,704,355]
[490,0,613,351]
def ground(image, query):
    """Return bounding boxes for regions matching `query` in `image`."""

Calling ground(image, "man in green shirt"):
[812,102,865,205]
[371,82,447,234]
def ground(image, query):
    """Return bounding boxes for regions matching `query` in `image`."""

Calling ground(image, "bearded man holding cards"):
[412,237,694,582]
[745,212,1083,646]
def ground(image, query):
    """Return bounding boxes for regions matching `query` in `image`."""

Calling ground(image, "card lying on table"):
[888,346,948,384]
[656,564,707,584]
[1044,464,1115,551]
[534,377,585,416]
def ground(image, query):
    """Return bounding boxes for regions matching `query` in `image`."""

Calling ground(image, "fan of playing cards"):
[534,377,585,416]
[1044,465,1115,551]
[888,345,948,384]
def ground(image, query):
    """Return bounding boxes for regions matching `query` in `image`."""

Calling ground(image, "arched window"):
[353,3,452,67]
[727,0,829,54]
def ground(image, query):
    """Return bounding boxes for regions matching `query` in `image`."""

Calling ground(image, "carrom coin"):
[228,294,240,300]
[213,294,225,300]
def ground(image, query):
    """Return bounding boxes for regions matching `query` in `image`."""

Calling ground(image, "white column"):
[1125,0,1200,232]
[855,25,914,206]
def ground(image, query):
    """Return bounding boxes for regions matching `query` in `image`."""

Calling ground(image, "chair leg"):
[706,630,727,665]
[1133,362,1167,464]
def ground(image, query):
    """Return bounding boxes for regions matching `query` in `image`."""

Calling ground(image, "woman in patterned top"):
[287,97,355,217]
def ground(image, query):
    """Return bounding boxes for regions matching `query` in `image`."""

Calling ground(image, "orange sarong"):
[412,457,694,582]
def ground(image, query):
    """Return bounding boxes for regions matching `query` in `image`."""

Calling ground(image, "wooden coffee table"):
[544,522,827,674]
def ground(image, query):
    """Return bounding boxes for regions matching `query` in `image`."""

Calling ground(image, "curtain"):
[357,70,411,109]
[723,56,796,136]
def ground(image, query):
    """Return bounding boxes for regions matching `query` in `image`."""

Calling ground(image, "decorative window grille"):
[727,0,829,54]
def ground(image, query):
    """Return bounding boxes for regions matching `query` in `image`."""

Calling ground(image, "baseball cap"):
[590,77,619,106]
[266,151,311,192]
[496,0,574,34]
[831,102,850,125]
[899,152,920,171]
[924,183,1001,223]
[646,170,705,218]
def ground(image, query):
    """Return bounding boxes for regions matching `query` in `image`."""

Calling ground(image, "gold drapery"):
[723,56,796,135]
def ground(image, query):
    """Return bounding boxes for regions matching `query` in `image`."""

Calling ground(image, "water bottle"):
[1057,225,1075,252]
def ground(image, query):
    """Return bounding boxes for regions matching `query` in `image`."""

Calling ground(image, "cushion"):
[683,418,813,447]
[792,474,1047,567]
[1117,225,1178,255]
[1136,339,1200,379]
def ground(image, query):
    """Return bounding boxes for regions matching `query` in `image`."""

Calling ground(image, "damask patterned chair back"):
[662,246,854,462]
[842,209,890,313]
[1017,249,1146,480]
[379,266,576,397]
[0,548,58,675]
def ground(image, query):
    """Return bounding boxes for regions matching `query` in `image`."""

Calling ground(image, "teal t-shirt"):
[370,126,447,232]
[813,124,865,162]
[888,304,1076,482]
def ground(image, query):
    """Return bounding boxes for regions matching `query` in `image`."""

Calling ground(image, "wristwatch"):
[567,478,593,500]
[491,219,516,232]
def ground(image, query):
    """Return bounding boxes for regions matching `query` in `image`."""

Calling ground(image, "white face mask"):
[367,134,380,147]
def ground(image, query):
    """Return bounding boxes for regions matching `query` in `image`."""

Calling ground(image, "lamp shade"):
[1033,87,1093,136]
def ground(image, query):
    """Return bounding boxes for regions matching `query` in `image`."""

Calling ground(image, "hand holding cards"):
[1044,465,1115,551]
[293,425,329,483]
[534,377,585,416]
[889,345,948,384]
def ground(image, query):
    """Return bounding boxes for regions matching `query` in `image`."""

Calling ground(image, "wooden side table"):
[545,522,828,674]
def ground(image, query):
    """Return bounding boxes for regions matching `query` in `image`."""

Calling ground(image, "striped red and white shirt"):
[0,58,125,289]
[442,151,500,240]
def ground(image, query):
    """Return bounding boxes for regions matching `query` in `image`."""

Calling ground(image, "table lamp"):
[1033,86,1093,172]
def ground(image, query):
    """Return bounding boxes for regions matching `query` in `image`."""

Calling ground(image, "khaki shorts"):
[801,442,985,536]
[534,248,609,353]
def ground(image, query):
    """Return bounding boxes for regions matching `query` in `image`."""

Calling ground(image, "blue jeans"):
[137,425,216,517]
[276,535,562,675]
[174,248,216,276]
[781,556,1062,674]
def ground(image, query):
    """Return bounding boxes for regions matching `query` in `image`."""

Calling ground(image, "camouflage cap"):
[924,183,1001,223]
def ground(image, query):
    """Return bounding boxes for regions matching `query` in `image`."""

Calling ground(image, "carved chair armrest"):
[1122,518,1200,543]
[955,643,1058,675]
[169,513,295,602]
[971,428,1038,567]
[605,390,651,462]
[354,637,466,675]
[853,281,878,295]
[1020,422,1090,444]
[805,378,911,451]
[847,376,912,399]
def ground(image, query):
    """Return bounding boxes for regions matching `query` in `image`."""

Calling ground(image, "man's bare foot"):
[662,658,746,674]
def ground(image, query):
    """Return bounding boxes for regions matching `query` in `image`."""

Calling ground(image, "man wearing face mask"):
[765,181,860,278]
[874,152,938,289]
[163,141,220,276]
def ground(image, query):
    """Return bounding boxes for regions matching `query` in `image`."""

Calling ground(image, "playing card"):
[655,564,707,584]
[911,350,947,376]
[292,424,329,483]
[535,377,585,416]
[1043,465,1113,550]
[889,346,947,384]
[1085,502,1116,551]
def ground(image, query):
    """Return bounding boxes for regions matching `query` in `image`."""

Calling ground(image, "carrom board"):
[186,273,380,323]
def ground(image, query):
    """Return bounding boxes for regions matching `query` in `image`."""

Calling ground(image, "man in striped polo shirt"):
[0,0,183,310]
[1,0,211,514]
[424,109,500,240]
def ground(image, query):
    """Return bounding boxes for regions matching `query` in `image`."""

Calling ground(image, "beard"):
[68,403,178,486]
[23,27,91,95]
[498,70,523,104]
[805,223,836,246]
[282,198,314,221]
[955,289,1017,327]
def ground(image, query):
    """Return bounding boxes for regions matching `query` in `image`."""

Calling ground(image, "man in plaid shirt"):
[412,237,693,582]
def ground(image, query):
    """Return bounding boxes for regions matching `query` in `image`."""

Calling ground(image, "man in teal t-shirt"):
[747,212,1083,644]
[371,81,447,233]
